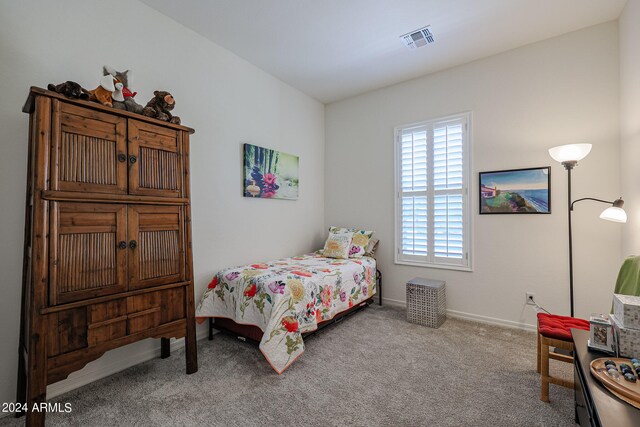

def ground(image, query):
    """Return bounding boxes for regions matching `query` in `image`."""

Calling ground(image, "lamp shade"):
[548,143,592,163]
[600,206,627,223]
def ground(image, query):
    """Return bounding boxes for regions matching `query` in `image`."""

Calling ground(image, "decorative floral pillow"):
[329,226,374,258]
[322,231,354,259]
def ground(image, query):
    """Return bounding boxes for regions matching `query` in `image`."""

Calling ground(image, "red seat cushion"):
[537,313,589,341]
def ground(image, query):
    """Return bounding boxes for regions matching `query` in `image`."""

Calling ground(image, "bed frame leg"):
[377,269,382,306]
[208,318,214,340]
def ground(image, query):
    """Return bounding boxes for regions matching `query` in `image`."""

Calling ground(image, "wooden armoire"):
[17,87,198,426]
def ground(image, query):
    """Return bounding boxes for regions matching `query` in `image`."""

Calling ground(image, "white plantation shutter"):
[401,196,428,255]
[395,113,471,270]
[400,127,428,257]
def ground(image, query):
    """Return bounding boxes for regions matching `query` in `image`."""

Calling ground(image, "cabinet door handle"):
[117,153,127,163]
[129,155,137,164]
[118,241,127,250]
[129,240,137,249]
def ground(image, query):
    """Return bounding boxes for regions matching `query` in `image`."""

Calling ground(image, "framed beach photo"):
[479,167,551,214]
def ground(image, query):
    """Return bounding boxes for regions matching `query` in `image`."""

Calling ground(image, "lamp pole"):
[564,161,577,317]
[550,143,626,318]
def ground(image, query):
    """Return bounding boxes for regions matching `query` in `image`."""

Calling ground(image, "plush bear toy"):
[102,66,144,114]
[47,81,90,100]
[142,91,181,124]
[88,75,116,107]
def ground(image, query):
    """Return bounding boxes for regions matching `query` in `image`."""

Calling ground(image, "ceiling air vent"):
[400,26,435,50]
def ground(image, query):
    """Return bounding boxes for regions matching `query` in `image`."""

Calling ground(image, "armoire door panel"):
[128,120,182,197]
[50,202,127,305]
[52,102,127,194]
[128,205,184,289]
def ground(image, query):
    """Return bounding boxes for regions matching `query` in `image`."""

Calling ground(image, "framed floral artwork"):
[243,143,299,200]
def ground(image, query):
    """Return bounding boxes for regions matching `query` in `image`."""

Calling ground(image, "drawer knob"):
[117,153,126,163]
[129,240,137,249]
[118,241,127,250]
[129,155,137,164]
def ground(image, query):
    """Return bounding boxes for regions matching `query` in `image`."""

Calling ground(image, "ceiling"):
[141,0,627,104]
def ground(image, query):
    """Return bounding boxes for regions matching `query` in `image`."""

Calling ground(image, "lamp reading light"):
[599,198,627,223]
[571,197,627,223]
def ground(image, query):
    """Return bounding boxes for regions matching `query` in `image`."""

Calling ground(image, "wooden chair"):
[536,313,589,402]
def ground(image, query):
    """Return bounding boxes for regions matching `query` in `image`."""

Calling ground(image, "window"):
[394,112,471,270]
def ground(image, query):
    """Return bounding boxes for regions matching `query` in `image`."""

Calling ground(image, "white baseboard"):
[446,309,537,332]
[46,329,209,399]
[381,296,537,332]
[380,296,406,308]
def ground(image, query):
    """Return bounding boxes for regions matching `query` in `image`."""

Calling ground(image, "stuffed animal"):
[102,66,144,113]
[88,75,116,107]
[121,85,144,113]
[47,81,90,100]
[142,91,181,124]
[113,79,125,103]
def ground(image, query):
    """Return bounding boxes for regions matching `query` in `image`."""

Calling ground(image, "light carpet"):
[1,305,575,426]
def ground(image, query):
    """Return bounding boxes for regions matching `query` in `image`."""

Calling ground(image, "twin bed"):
[195,251,381,373]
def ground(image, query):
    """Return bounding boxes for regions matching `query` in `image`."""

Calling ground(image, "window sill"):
[394,259,473,272]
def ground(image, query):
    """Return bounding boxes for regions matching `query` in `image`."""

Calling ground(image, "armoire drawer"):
[87,299,127,346]
[46,307,88,357]
[47,298,127,356]
[47,287,186,356]
[127,287,185,334]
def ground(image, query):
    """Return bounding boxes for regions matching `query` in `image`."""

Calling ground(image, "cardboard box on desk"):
[613,294,640,330]
[612,315,640,358]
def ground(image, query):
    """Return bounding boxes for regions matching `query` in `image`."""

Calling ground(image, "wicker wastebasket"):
[406,277,446,328]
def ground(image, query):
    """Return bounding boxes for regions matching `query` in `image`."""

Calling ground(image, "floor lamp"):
[548,143,627,317]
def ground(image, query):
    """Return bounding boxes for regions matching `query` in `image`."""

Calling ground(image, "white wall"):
[0,0,324,406]
[325,22,621,328]
[620,0,640,256]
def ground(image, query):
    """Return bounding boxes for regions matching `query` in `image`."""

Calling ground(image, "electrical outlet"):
[525,292,536,305]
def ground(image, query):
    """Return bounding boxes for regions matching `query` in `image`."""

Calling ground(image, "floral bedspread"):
[195,252,377,373]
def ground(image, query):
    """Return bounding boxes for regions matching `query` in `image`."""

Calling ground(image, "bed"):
[195,252,381,373]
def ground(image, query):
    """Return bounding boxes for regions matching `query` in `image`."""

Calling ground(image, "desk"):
[572,328,640,426]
